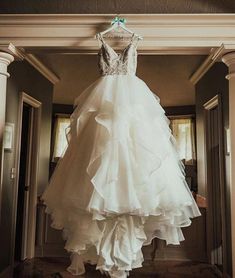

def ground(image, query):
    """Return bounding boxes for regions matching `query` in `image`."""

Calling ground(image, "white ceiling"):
[38,54,205,107]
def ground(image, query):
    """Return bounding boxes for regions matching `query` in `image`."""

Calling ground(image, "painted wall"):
[39,54,204,106]
[195,62,231,274]
[0,60,53,273]
[0,0,234,13]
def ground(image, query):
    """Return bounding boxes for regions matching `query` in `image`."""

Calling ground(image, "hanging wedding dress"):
[41,32,201,277]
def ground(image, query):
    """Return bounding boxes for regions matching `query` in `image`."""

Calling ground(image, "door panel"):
[204,95,227,274]
[14,104,31,262]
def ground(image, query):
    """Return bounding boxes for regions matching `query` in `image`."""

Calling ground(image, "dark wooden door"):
[14,103,32,262]
[204,95,227,274]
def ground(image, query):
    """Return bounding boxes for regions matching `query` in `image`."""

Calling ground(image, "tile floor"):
[13,257,220,278]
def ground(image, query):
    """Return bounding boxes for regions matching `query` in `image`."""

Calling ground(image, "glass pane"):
[170,118,196,164]
[52,117,70,162]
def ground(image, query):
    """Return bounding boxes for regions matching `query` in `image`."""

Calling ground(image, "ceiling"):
[38,54,205,107]
[0,0,234,13]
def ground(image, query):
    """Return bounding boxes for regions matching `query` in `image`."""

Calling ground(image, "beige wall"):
[38,54,204,106]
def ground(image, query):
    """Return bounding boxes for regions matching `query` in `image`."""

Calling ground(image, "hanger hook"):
[111,16,127,26]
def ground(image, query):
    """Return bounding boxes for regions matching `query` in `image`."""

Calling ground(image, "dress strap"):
[130,33,140,48]
[97,32,105,48]
[97,32,140,48]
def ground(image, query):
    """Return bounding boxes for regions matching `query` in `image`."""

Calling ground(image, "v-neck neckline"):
[99,33,136,57]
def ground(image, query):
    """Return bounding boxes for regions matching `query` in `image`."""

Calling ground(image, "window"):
[51,115,70,162]
[169,116,196,165]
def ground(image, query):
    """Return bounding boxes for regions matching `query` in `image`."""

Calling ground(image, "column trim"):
[0,52,14,76]
[0,51,14,226]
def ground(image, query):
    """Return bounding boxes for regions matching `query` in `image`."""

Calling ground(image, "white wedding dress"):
[41,32,201,277]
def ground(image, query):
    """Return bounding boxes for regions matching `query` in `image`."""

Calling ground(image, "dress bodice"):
[97,33,139,76]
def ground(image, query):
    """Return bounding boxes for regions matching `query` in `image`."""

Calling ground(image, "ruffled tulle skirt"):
[41,74,201,276]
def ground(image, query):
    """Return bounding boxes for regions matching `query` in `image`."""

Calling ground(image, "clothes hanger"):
[95,16,143,40]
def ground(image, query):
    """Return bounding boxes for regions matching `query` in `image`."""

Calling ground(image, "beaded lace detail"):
[97,32,139,76]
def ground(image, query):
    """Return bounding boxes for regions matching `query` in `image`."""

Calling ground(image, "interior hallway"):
[1,4,235,277]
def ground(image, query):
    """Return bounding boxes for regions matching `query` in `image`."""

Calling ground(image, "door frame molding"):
[10,92,41,264]
[203,95,228,274]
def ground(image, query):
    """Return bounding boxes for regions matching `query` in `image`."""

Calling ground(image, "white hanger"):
[95,16,143,40]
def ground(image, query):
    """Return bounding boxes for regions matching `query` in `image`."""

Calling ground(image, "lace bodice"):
[97,33,140,76]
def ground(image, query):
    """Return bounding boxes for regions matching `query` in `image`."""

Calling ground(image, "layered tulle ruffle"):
[41,74,201,275]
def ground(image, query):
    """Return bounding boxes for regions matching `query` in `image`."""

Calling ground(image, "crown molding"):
[24,53,60,84]
[190,45,225,85]
[1,14,235,83]
[0,14,235,54]
[0,43,60,84]
[0,43,24,60]
[190,44,235,84]
[1,13,235,24]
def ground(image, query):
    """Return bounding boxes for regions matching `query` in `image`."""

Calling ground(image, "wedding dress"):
[41,32,201,277]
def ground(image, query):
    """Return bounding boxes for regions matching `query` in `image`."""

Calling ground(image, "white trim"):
[0,14,235,54]
[0,44,60,84]
[203,95,219,110]
[190,46,225,85]
[190,44,235,85]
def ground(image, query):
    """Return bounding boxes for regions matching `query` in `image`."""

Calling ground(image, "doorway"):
[12,93,41,265]
[204,95,227,274]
